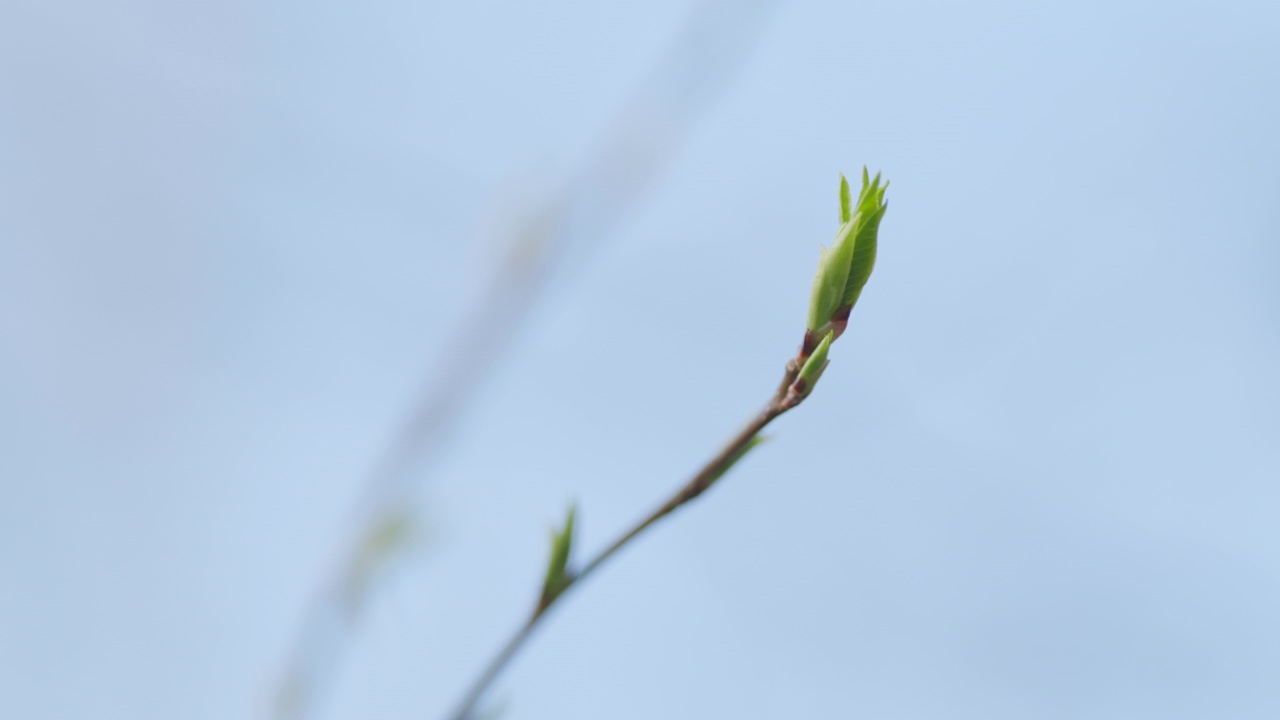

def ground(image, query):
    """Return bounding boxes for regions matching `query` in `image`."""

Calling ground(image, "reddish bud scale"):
[829,304,852,340]
[799,330,820,361]
[800,304,854,362]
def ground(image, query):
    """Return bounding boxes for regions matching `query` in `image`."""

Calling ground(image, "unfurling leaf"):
[806,217,857,339]
[540,503,577,607]
[839,169,887,311]
[794,330,833,397]
[839,172,852,224]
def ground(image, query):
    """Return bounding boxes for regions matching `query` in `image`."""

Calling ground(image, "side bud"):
[785,330,832,408]
[539,503,577,609]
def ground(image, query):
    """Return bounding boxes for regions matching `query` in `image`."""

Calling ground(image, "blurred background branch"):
[272,3,777,718]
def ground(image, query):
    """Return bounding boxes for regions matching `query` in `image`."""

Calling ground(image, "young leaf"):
[839,172,852,224]
[806,220,857,333]
[840,169,888,309]
[796,330,833,393]
[540,504,576,606]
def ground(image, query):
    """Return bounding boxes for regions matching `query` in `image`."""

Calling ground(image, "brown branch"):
[445,357,803,720]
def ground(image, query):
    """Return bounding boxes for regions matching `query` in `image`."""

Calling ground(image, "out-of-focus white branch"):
[271,2,777,718]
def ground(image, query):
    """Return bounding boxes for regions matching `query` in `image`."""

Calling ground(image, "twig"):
[445,358,803,720]
[444,163,892,719]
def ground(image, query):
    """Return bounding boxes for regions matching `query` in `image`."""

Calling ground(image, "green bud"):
[839,172,853,223]
[344,510,417,612]
[806,215,857,341]
[795,330,832,395]
[782,330,832,409]
[804,169,888,354]
[540,503,576,607]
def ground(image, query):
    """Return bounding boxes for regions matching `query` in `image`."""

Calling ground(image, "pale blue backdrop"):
[1,1,1278,719]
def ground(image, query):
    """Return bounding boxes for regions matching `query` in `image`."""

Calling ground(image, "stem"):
[445,614,538,720]
[444,358,802,720]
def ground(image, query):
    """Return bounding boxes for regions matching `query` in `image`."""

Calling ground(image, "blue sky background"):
[1,1,1278,719]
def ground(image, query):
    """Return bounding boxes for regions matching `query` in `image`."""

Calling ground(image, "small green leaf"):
[541,503,576,605]
[840,169,888,309]
[796,330,833,393]
[343,510,419,612]
[806,219,857,333]
[839,173,852,224]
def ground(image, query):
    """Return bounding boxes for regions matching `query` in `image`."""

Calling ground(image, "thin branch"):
[442,162,891,720]
[444,162,891,719]
[445,358,802,720]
